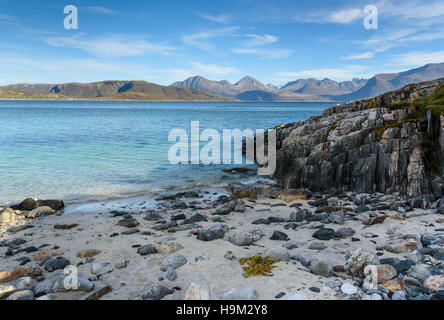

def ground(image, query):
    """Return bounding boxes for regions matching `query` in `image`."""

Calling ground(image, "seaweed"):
[238,256,278,278]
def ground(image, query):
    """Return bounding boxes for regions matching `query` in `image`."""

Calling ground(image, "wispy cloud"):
[182,27,239,50]
[166,61,240,83]
[275,65,372,81]
[379,0,444,19]
[198,13,231,24]
[191,62,239,75]
[0,14,20,26]
[245,34,278,47]
[232,32,290,59]
[45,35,174,58]
[391,51,444,67]
[294,8,364,24]
[232,48,292,59]
[341,52,374,60]
[82,7,117,15]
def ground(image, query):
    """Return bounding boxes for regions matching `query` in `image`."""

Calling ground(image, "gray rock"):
[308,242,327,250]
[392,291,407,300]
[141,285,173,300]
[6,289,34,300]
[291,254,312,268]
[336,227,356,238]
[313,228,336,240]
[263,247,290,261]
[228,233,254,246]
[115,259,129,269]
[43,257,70,272]
[270,230,288,241]
[197,224,229,241]
[160,254,187,271]
[268,78,444,197]
[282,242,299,250]
[407,264,432,282]
[311,260,333,277]
[162,267,177,281]
[34,275,94,295]
[137,244,157,256]
[91,262,111,275]
[183,213,208,224]
[221,287,259,300]
[341,283,358,295]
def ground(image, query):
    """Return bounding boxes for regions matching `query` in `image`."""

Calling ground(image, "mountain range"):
[0,80,233,101]
[1,63,444,102]
[172,63,444,102]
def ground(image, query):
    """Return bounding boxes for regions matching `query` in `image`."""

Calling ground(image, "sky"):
[0,0,444,86]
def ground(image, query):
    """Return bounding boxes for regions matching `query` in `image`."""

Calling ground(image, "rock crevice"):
[261,78,444,197]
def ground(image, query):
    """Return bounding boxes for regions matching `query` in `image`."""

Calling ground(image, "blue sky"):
[1,0,444,85]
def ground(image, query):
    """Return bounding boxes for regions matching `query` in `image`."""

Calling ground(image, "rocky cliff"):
[268,78,444,198]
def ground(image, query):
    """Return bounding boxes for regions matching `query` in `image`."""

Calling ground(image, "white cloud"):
[379,0,444,19]
[0,14,20,25]
[82,7,116,15]
[275,65,372,81]
[182,27,239,50]
[391,51,444,67]
[245,34,278,47]
[232,48,292,59]
[341,52,374,60]
[165,62,240,83]
[191,62,239,75]
[294,8,363,24]
[198,13,231,24]
[45,35,174,58]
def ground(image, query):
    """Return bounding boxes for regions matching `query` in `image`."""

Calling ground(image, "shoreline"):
[1,182,443,300]
[0,98,342,103]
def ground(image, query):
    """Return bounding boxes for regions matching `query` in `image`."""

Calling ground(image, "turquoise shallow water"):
[0,100,333,205]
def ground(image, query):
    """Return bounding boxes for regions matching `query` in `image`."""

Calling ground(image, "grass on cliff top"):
[371,85,444,141]
[388,84,444,122]
[239,256,278,278]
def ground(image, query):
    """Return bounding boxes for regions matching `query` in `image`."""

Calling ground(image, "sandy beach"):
[2,182,443,300]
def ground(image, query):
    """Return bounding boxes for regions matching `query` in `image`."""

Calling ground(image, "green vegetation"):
[388,85,444,121]
[0,89,70,100]
[371,85,444,141]
[238,256,278,278]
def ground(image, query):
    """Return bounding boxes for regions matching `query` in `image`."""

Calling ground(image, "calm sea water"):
[0,100,333,205]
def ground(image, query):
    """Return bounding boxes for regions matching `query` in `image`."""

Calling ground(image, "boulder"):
[27,206,55,219]
[0,207,24,224]
[141,285,173,300]
[221,287,259,300]
[160,254,187,271]
[344,249,379,277]
[184,283,210,300]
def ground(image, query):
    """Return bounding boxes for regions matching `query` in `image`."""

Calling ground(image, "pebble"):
[160,254,187,271]
[141,285,173,300]
[221,287,259,300]
[341,283,358,295]
[263,247,290,262]
[312,228,336,240]
[162,267,178,281]
[270,231,289,241]
[137,244,157,256]
[311,260,333,278]
[184,283,210,300]
[308,242,327,250]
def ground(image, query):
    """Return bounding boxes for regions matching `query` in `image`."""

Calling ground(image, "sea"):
[0,100,334,206]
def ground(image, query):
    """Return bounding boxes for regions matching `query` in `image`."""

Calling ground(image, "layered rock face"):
[270,78,444,197]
